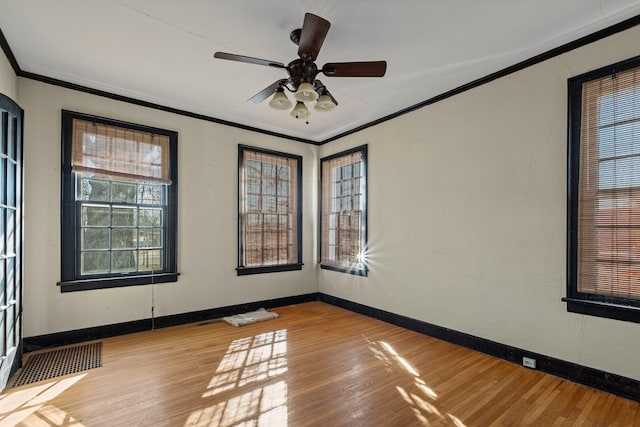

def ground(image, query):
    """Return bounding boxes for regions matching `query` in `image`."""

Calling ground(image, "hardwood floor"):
[0,301,638,426]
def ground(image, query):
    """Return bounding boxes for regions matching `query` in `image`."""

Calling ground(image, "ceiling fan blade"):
[248,79,290,103]
[314,79,338,106]
[322,61,387,77]
[213,52,286,69]
[297,13,331,61]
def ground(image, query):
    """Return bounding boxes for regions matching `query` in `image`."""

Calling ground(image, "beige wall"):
[319,25,640,381]
[19,78,318,337]
[0,48,17,100]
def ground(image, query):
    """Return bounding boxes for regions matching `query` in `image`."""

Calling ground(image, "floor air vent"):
[11,342,102,387]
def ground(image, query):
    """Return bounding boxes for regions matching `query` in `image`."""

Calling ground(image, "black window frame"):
[565,55,640,323]
[319,145,368,277]
[59,110,178,292]
[237,145,303,276]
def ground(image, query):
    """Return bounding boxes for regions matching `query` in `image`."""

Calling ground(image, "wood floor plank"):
[0,302,638,426]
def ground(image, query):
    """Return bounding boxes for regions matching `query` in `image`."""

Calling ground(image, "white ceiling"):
[2,1,640,143]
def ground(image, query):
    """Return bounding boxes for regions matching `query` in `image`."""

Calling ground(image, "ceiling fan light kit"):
[214,13,387,124]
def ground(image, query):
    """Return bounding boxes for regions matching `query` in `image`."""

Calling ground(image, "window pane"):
[6,304,14,349]
[277,180,289,196]
[6,163,15,206]
[0,159,5,205]
[277,197,288,213]
[248,178,261,194]
[263,163,276,178]
[139,228,162,248]
[82,205,110,226]
[82,228,110,250]
[247,195,260,211]
[0,209,4,255]
[6,257,14,301]
[112,207,137,226]
[138,249,162,271]
[6,209,14,256]
[342,165,352,180]
[112,250,137,272]
[82,252,110,274]
[139,208,162,227]
[112,228,137,249]
[598,88,640,127]
[599,121,640,159]
[342,196,352,211]
[7,118,16,161]
[111,182,137,203]
[599,157,640,189]
[263,179,276,195]
[263,196,276,212]
[138,184,163,205]
[80,178,110,202]
[247,213,261,227]
[247,160,261,177]
[0,259,4,305]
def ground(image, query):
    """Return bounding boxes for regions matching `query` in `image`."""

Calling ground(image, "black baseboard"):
[23,293,319,352]
[318,293,640,403]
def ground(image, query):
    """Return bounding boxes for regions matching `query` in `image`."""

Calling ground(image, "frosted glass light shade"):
[291,101,309,121]
[269,90,292,110]
[294,82,318,102]
[314,94,336,111]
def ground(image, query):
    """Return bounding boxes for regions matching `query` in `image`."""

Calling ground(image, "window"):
[320,145,368,276]
[566,56,640,322]
[59,111,178,292]
[237,145,302,275]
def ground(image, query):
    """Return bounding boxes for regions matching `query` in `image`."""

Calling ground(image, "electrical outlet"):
[523,357,536,369]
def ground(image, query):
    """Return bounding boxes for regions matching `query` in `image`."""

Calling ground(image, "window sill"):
[320,264,368,277]
[236,264,303,276]
[58,273,179,293]
[562,297,640,323]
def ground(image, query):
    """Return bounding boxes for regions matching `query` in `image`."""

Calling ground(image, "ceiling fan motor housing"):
[288,59,319,89]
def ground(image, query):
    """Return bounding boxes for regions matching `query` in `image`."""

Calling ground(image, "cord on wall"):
[151,269,156,331]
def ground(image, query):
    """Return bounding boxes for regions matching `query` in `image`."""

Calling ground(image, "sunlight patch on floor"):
[373,339,468,426]
[0,373,86,426]
[187,330,289,426]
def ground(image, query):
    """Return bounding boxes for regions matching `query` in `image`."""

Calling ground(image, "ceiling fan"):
[213,13,387,124]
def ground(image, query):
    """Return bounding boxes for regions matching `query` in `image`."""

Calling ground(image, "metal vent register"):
[10,342,102,387]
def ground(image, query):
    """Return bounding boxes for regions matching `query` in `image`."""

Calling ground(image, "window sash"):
[577,66,640,301]
[320,147,367,273]
[72,118,171,184]
[76,176,167,277]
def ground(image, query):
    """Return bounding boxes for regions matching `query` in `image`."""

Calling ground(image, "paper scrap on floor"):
[223,308,279,327]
